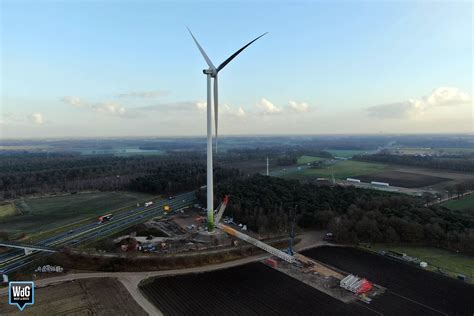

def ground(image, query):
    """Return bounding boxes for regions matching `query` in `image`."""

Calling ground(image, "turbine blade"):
[214,75,218,153]
[217,32,268,72]
[187,27,215,69]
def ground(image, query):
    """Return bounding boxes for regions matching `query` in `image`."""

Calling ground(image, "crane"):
[213,196,296,264]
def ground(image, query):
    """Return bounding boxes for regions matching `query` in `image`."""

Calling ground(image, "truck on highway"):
[98,213,113,223]
[163,205,171,213]
[144,201,154,207]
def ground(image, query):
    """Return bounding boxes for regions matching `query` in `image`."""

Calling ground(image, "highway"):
[0,191,197,275]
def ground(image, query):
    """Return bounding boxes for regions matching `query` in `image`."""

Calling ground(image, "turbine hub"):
[203,68,217,77]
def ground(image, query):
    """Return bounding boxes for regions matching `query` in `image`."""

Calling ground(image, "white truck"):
[144,201,154,207]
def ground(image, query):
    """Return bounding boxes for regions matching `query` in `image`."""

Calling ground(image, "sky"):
[1,0,473,138]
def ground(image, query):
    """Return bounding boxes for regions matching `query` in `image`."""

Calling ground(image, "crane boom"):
[214,195,229,224]
[217,223,296,264]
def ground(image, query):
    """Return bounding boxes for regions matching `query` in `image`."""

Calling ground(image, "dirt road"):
[0,231,326,315]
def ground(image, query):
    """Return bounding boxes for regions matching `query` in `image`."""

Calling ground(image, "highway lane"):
[0,203,158,262]
[0,192,197,273]
[0,191,197,274]
[0,192,196,267]
[0,191,195,263]
[0,201,157,262]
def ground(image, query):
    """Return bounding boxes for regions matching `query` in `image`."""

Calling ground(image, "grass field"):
[325,149,371,158]
[357,170,450,188]
[283,160,387,180]
[442,194,474,212]
[370,245,474,280]
[0,191,155,237]
[0,203,17,218]
[0,145,51,151]
[297,155,326,165]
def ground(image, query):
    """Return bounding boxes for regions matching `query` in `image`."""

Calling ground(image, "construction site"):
[93,196,385,307]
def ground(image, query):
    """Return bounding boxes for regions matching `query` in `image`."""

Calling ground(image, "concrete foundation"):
[193,230,228,245]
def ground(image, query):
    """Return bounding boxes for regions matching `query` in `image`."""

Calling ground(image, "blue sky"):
[1,0,472,138]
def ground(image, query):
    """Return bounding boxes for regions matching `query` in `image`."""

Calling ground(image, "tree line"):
[212,175,474,253]
[0,152,207,199]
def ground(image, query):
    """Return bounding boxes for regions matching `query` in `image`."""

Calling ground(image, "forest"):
[213,175,474,253]
[127,164,240,194]
[0,152,207,199]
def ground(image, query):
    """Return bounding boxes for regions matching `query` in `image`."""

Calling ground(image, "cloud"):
[367,87,472,119]
[61,96,126,116]
[91,102,126,115]
[1,112,22,122]
[422,87,470,107]
[257,98,282,114]
[288,101,310,113]
[117,90,169,98]
[28,113,44,124]
[222,104,246,118]
[196,101,207,111]
[236,107,246,118]
[61,96,84,107]
[195,102,245,118]
[367,101,416,119]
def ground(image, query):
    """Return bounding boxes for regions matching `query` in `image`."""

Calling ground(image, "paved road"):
[0,191,197,274]
[0,231,327,315]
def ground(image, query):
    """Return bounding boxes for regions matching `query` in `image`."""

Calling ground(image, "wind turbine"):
[188,28,267,232]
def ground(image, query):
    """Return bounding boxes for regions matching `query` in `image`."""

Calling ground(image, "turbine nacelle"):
[202,68,217,77]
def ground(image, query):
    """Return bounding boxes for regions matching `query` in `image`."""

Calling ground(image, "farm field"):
[370,245,474,280]
[1,191,155,237]
[357,171,450,188]
[282,160,387,180]
[325,149,371,158]
[0,278,146,315]
[442,194,474,212]
[78,147,164,156]
[297,155,326,165]
[140,262,374,315]
[302,246,474,315]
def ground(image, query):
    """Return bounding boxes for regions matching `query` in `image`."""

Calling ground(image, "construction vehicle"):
[163,205,171,213]
[323,232,334,241]
[340,274,373,295]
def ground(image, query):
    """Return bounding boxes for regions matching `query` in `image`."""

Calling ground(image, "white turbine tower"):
[188,28,267,232]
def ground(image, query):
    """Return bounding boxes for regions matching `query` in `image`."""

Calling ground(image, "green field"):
[0,191,155,237]
[370,245,474,281]
[297,155,326,165]
[283,160,387,180]
[0,203,17,218]
[442,194,474,212]
[325,149,371,158]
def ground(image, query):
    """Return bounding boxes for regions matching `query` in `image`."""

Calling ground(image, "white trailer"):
[346,178,361,183]
[371,181,389,187]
